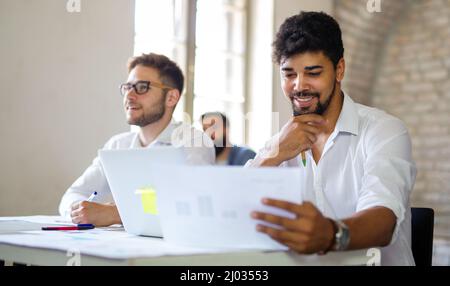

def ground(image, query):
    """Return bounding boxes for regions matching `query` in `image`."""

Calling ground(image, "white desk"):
[0,216,372,266]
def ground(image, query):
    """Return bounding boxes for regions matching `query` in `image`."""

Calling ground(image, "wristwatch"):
[331,219,350,251]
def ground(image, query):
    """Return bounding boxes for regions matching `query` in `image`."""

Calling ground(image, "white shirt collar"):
[131,118,181,148]
[154,118,181,145]
[334,92,359,136]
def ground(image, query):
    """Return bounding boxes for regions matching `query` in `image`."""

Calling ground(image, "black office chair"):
[411,207,434,266]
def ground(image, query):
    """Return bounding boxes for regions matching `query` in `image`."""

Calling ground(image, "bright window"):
[134,0,248,145]
[134,0,188,121]
[193,0,247,144]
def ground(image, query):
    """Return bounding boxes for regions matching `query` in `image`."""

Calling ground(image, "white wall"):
[0,0,134,215]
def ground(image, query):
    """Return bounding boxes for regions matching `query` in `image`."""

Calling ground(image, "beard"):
[213,135,227,156]
[290,81,336,116]
[214,145,226,156]
[126,95,166,127]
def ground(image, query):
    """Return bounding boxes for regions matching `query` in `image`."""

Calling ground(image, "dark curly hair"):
[272,11,344,67]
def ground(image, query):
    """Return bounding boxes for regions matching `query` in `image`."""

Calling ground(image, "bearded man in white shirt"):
[249,11,417,265]
[59,53,214,227]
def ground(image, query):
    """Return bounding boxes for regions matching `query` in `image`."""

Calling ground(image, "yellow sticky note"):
[135,186,158,215]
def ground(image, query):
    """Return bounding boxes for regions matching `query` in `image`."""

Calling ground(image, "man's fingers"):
[71,215,83,224]
[252,209,317,235]
[268,234,315,254]
[71,201,81,211]
[251,212,299,231]
[256,224,309,245]
[300,124,323,135]
[304,132,317,145]
[269,236,308,253]
[252,211,315,234]
[261,198,303,214]
[261,199,316,217]
[72,216,89,225]
[70,201,90,217]
[70,208,81,218]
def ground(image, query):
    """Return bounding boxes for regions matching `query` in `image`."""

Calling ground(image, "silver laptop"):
[99,147,186,237]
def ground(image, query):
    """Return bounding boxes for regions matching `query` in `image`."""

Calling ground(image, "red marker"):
[42,225,95,231]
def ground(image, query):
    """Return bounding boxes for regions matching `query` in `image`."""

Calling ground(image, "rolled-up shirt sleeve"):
[244,153,264,167]
[245,140,292,168]
[245,136,282,168]
[356,117,417,245]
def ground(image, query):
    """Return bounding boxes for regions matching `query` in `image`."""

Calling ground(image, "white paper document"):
[154,166,303,251]
[0,215,74,225]
[0,220,231,259]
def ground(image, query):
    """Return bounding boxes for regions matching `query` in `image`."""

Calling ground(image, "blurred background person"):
[201,112,256,166]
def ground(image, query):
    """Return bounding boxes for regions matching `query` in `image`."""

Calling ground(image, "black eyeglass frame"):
[119,80,175,96]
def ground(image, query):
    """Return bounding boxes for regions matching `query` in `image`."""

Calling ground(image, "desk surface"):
[0,216,372,266]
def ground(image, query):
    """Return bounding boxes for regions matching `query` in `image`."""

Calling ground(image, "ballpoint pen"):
[86,191,98,202]
[294,110,307,167]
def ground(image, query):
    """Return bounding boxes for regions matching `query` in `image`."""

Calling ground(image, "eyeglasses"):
[119,80,175,96]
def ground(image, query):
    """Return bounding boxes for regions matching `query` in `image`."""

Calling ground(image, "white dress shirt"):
[59,119,215,217]
[247,93,417,266]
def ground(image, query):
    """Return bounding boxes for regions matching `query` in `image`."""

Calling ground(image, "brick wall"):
[335,0,450,265]
[335,0,408,104]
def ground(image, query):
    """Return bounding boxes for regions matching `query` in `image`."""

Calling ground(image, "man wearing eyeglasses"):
[59,53,215,227]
